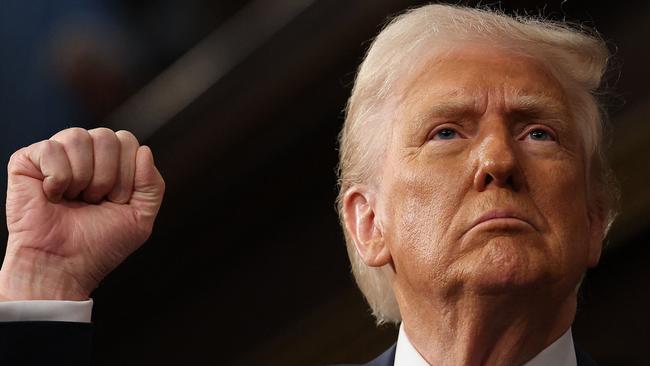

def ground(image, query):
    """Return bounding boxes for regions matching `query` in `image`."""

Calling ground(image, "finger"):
[107,130,139,204]
[50,128,94,200]
[8,140,73,202]
[82,128,120,203]
[130,146,165,226]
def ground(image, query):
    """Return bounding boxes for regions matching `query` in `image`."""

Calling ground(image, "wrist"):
[0,249,90,301]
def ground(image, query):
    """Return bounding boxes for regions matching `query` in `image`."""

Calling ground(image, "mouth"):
[463,209,536,236]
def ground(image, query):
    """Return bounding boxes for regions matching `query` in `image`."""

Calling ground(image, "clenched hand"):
[0,128,165,301]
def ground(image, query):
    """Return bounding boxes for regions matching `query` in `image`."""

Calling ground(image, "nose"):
[472,123,521,192]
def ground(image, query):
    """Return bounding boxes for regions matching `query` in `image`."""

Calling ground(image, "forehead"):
[396,44,570,118]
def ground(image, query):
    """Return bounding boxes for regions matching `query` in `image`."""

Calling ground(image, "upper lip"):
[464,209,535,235]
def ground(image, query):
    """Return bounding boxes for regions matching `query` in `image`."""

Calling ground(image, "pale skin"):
[343,45,606,365]
[0,127,165,301]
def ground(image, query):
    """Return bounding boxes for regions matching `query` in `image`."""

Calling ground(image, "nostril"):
[484,174,493,186]
[481,172,517,190]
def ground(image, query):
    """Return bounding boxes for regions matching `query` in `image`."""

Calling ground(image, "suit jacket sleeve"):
[0,321,92,366]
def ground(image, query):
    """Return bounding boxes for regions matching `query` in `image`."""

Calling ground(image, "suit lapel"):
[575,344,598,366]
[364,343,397,366]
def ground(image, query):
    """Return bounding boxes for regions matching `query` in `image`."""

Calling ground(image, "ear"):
[586,207,606,268]
[342,186,392,267]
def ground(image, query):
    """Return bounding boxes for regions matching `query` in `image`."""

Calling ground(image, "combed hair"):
[336,4,618,325]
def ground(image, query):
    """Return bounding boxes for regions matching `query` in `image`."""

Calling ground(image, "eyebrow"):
[426,99,478,118]
[411,92,569,129]
[409,97,478,130]
[508,94,570,120]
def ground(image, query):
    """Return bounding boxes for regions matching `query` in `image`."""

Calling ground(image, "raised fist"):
[0,128,165,301]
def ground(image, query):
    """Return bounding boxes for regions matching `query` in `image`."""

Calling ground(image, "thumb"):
[130,146,165,221]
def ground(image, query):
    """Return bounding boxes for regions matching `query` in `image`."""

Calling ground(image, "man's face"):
[376,45,603,302]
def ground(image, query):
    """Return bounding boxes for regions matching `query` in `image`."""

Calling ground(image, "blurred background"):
[1,0,649,365]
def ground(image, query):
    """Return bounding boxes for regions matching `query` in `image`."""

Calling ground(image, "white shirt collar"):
[394,323,577,366]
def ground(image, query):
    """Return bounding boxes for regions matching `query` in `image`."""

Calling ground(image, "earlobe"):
[586,208,606,268]
[342,186,392,267]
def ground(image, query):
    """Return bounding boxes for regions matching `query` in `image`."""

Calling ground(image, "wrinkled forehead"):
[392,43,572,121]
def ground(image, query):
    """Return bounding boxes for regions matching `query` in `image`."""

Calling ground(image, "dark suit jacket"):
[350,341,598,366]
[0,322,598,366]
[0,321,92,366]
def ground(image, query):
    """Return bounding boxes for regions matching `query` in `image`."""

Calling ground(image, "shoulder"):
[575,344,598,366]
[333,344,397,366]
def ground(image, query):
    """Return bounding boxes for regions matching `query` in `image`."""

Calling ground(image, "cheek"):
[527,159,591,266]
[381,157,469,281]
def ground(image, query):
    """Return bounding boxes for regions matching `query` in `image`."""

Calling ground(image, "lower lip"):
[469,218,534,233]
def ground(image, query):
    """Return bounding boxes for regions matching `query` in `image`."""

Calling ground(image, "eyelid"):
[519,124,558,141]
[427,124,466,140]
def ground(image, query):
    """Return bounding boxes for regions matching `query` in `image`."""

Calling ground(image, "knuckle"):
[8,148,25,165]
[7,147,28,173]
[49,171,71,185]
[53,127,86,139]
[115,130,139,146]
[90,129,120,151]
[66,127,87,134]
[38,140,64,155]
[89,128,118,145]
[53,127,91,146]
[89,127,115,138]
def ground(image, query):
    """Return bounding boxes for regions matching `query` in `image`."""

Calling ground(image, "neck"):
[398,289,576,366]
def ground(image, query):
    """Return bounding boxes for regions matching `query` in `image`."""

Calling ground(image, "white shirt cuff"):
[0,299,93,323]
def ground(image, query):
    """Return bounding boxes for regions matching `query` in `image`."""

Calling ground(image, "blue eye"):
[434,128,457,140]
[528,129,554,141]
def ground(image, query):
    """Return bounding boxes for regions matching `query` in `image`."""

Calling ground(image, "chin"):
[461,235,562,295]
